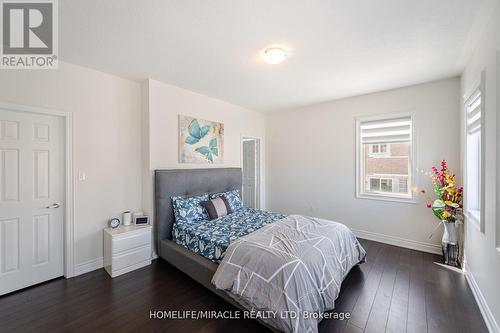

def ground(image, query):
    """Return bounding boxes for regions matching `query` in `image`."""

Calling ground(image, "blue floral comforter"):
[172,208,286,262]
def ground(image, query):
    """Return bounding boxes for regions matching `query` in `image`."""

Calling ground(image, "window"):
[356,115,414,201]
[369,143,390,156]
[369,177,393,192]
[398,178,408,194]
[380,179,393,192]
[367,176,408,194]
[370,178,380,191]
[464,73,485,231]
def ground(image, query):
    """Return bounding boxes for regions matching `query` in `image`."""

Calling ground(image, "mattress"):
[172,207,286,262]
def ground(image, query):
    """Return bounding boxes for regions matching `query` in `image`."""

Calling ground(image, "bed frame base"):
[160,240,279,332]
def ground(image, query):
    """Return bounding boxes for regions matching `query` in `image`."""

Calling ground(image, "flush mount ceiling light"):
[261,47,288,64]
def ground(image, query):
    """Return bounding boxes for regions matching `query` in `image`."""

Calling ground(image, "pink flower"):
[441,160,448,173]
[426,202,431,208]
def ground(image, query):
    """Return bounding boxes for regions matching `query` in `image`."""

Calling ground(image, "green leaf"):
[432,199,445,208]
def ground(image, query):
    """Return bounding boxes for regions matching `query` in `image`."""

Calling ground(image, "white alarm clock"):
[109,217,120,229]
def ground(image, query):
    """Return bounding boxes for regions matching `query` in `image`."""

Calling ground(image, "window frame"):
[463,71,486,233]
[355,113,416,203]
[398,177,408,194]
[368,143,391,157]
[368,176,393,193]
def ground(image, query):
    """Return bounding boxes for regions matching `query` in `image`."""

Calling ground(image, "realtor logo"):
[1,0,58,69]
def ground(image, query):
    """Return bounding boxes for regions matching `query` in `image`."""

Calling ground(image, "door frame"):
[496,49,500,249]
[0,102,75,278]
[240,135,261,209]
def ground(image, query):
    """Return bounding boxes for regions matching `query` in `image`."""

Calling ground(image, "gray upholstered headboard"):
[154,168,242,252]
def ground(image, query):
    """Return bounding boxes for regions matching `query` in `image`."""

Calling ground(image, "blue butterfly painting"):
[179,115,224,164]
[185,119,210,145]
[195,138,218,162]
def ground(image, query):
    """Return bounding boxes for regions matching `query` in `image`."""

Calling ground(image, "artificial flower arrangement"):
[415,160,464,225]
[415,160,464,266]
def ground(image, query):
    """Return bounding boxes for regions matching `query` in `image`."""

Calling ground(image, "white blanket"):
[212,215,366,333]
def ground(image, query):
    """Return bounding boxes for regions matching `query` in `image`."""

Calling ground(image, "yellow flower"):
[445,174,455,186]
[442,211,451,218]
[444,201,453,205]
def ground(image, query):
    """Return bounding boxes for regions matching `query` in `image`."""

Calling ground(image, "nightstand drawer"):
[104,225,152,278]
[112,245,151,271]
[113,231,150,254]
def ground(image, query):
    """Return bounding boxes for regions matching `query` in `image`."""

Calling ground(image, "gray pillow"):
[202,196,232,220]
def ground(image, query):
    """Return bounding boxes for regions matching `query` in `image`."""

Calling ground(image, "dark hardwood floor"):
[0,239,487,333]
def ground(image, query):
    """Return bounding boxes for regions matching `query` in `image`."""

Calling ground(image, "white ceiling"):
[60,0,488,111]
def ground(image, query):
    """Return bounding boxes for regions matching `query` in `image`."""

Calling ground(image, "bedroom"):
[0,0,499,332]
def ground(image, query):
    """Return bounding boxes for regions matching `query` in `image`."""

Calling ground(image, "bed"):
[172,207,286,262]
[155,168,365,333]
[154,168,264,316]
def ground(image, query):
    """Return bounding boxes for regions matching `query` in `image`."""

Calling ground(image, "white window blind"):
[465,88,481,135]
[464,73,484,232]
[356,114,414,202]
[360,116,412,144]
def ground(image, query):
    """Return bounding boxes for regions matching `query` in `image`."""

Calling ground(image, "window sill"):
[368,154,391,158]
[356,193,416,204]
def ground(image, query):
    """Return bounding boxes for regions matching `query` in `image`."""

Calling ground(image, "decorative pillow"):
[172,194,209,223]
[202,196,232,220]
[210,190,243,212]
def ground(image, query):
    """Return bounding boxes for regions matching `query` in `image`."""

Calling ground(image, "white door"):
[0,108,64,295]
[242,138,259,208]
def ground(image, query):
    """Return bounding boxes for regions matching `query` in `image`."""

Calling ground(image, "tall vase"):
[442,221,459,267]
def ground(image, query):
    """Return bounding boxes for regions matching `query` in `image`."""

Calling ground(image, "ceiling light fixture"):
[261,47,288,64]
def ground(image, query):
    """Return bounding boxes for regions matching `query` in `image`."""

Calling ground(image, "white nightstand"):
[103,225,152,278]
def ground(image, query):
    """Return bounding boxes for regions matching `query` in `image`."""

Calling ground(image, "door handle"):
[45,203,61,209]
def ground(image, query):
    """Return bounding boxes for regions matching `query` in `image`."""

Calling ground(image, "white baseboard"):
[352,228,442,254]
[464,263,500,333]
[74,257,103,277]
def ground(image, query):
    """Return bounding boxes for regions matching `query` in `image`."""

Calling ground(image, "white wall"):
[0,62,142,272]
[142,79,266,222]
[461,1,500,331]
[266,77,461,252]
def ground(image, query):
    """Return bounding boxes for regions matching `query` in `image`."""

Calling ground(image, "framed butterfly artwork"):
[178,115,224,164]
